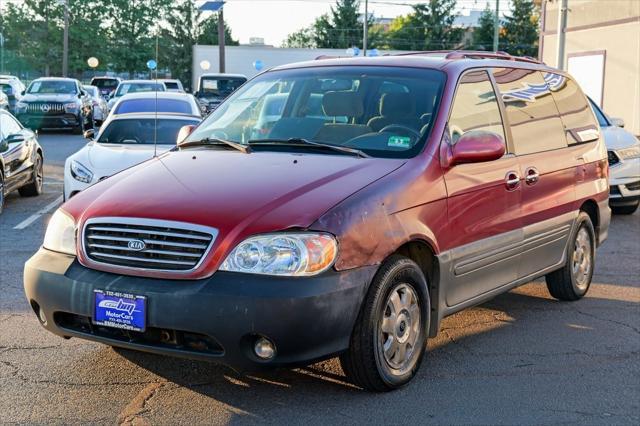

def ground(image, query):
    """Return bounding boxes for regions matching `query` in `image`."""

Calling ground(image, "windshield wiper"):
[247,138,369,158]
[179,137,251,154]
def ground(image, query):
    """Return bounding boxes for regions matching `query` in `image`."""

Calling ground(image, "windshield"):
[115,82,165,97]
[27,80,77,94]
[114,98,193,115]
[187,66,446,158]
[589,98,610,127]
[0,84,13,96]
[92,78,119,89]
[98,118,199,145]
[84,86,98,97]
[200,77,246,98]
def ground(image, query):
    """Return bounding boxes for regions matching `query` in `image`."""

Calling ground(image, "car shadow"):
[111,282,639,421]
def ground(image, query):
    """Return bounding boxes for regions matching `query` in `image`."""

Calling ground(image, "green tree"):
[67,0,112,77]
[197,14,239,46]
[386,0,464,51]
[285,0,373,50]
[472,5,500,51]
[102,0,171,75]
[283,28,316,48]
[503,0,539,57]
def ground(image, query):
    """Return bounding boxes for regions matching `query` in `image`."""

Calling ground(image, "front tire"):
[611,201,639,215]
[340,255,430,392]
[545,211,595,301]
[19,154,44,197]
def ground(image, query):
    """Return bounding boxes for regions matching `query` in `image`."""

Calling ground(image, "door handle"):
[525,167,539,185]
[505,170,520,190]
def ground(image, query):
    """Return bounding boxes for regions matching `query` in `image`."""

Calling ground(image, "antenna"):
[153,31,159,158]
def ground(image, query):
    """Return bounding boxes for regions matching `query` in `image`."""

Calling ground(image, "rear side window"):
[114,99,192,115]
[546,74,599,144]
[448,70,506,145]
[494,68,566,155]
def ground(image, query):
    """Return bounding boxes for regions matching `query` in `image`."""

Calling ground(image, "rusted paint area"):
[313,156,449,271]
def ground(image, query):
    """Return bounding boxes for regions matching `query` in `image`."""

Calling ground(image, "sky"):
[206,0,508,47]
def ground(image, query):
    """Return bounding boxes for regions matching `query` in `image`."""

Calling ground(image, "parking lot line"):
[13,196,63,230]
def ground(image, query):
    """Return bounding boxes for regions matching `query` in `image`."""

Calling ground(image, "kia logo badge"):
[127,240,146,251]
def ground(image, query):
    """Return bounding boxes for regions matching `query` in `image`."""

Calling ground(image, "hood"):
[22,93,79,103]
[601,125,639,151]
[85,142,173,174]
[65,150,405,277]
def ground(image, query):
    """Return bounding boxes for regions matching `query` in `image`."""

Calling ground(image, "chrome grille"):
[26,102,65,114]
[607,150,620,167]
[83,218,217,272]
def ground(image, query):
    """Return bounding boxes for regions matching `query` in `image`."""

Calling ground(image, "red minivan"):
[24,51,610,391]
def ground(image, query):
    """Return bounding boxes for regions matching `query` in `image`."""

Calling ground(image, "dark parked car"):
[0,109,44,214]
[25,51,610,391]
[195,73,246,114]
[0,75,26,113]
[15,77,92,133]
[90,76,122,99]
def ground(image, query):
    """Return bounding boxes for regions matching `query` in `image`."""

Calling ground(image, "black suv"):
[15,77,92,133]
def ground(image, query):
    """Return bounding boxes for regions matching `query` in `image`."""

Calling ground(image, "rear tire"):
[340,255,430,392]
[545,211,595,301]
[19,154,44,197]
[611,201,639,215]
[0,174,5,214]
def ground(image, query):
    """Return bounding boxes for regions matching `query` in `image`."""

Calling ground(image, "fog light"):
[254,337,276,360]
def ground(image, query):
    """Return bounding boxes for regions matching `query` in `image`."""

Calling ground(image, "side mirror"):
[176,125,196,145]
[451,130,505,165]
[83,129,95,140]
[0,139,8,153]
[610,117,625,128]
[5,133,26,144]
[20,90,25,96]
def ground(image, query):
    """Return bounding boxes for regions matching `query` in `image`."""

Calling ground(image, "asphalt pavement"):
[1,131,638,425]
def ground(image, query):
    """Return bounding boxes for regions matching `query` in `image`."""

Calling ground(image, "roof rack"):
[388,50,543,64]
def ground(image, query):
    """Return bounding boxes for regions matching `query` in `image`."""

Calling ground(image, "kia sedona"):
[588,98,640,215]
[63,112,201,200]
[1,109,44,214]
[25,51,610,392]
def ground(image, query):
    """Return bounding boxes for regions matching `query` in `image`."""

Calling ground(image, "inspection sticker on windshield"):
[93,290,146,332]
[388,135,411,148]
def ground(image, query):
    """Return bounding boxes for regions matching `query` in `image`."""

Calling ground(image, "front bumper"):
[609,158,640,206]
[24,248,375,371]
[17,113,81,129]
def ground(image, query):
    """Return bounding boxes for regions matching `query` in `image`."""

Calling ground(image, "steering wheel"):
[379,124,420,140]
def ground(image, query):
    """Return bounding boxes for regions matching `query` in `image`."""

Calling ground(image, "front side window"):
[494,68,566,155]
[28,80,77,95]
[98,118,199,145]
[187,66,446,158]
[448,70,506,146]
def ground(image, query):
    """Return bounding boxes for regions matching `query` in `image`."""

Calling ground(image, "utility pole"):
[0,33,5,74]
[363,0,368,57]
[61,0,69,77]
[218,7,225,73]
[492,0,500,51]
[556,0,568,69]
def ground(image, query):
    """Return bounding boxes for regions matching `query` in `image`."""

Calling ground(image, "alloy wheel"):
[572,227,593,290]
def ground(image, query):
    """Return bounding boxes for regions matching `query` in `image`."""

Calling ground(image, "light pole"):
[57,0,69,77]
[199,2,226,73]
[493,0,500,52]
[363,0,368,57]
[556,0,568,69]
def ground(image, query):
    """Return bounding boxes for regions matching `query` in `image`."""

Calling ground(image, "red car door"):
[442,69,523,307]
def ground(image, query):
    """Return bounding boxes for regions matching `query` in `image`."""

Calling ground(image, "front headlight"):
[43,209,76,255]
[616,145,640,160]
[64,102,79,112]
[16,101,27,110]
[220,233,338,276]
[70,160,93,183]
